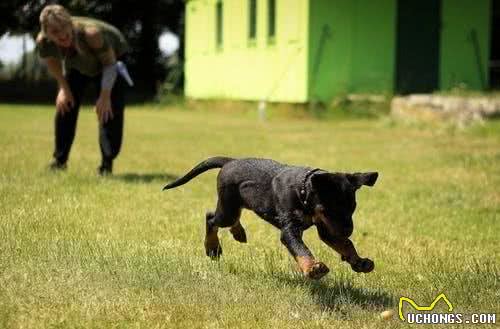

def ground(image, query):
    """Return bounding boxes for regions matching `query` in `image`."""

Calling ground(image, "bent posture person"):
[37,4,131,175]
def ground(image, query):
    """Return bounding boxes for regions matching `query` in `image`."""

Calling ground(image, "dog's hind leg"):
[205,188,244,259]
[205,211,222,259]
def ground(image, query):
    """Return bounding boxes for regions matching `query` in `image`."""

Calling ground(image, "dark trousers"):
[53,69,126,165]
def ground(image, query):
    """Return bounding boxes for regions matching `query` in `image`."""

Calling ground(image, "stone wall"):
[391,95,500,126]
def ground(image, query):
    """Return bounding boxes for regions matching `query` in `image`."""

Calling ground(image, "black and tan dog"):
[163,157,378,280]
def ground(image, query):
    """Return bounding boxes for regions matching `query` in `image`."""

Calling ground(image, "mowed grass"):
[0,103,498,329]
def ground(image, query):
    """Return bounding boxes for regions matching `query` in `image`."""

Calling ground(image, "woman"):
[37,4,131,175]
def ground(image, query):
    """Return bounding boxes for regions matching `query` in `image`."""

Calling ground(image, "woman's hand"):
[55,88,75,115]
[95,91,113,123]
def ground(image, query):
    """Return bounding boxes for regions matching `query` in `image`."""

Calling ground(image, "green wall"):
[308,0,396,103]
[185,0,310,102]
[350,0,396,94]
[308,0,352,100]
[440,0,491,90]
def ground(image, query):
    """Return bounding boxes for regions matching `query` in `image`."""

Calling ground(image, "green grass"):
[0,103,498,328]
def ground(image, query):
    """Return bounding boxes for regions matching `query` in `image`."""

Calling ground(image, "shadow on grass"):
[111,172,178,184]
[227,262,394,311]
[281,274,394,311]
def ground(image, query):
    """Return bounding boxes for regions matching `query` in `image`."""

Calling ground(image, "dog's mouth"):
[313,206,353,238]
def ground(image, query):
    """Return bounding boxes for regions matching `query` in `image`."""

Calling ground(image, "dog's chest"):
[303,215,315,229]
[294,209,319,230]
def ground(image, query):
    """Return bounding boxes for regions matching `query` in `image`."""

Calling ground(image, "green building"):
[185,0,497,103]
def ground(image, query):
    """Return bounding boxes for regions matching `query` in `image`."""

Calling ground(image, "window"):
[268,0,276,41]
[216,1,223,48]
[248,0,257,40]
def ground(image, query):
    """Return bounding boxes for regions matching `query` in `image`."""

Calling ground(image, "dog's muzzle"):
[314,209,353,238]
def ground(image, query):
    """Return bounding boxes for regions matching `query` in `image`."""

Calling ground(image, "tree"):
[1,0,185,95]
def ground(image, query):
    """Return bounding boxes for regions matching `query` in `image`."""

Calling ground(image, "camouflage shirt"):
[37,16,129,77]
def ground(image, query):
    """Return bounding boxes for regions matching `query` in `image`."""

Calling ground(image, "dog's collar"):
[299,168,322,213]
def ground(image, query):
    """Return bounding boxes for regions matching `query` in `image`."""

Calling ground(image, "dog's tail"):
[163,157,235,190]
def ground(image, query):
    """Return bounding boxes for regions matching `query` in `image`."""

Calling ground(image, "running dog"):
[163,157,378,280]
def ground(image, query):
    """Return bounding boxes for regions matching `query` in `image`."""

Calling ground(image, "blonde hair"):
[39,4,72,34]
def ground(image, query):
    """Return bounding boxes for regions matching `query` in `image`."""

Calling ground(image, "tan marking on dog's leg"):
[325,237,361,264]
[296,256,330,280]
[313,206,372,271]
[322,237,374,273]
[296,256,315,273]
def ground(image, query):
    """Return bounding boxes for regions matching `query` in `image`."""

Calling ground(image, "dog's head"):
[311,171,378,238]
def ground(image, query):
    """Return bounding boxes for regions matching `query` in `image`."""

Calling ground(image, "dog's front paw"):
[350,258,374,273]
[305,261,330,280]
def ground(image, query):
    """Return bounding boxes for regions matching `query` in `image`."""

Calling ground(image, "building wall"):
[308,0,396,102]
[185,0,310,102]
[440,0,491,90]
[185,0,492,103]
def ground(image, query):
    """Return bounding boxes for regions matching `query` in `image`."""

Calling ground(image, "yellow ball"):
[380,310,394,320]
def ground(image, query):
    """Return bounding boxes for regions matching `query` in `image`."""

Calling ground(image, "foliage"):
[0,0,185,95]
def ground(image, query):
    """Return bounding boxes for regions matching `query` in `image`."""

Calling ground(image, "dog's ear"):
[311,172,336,192]
[346,172,379,188]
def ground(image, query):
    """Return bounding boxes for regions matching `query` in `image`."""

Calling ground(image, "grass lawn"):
[0,103,498,328]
